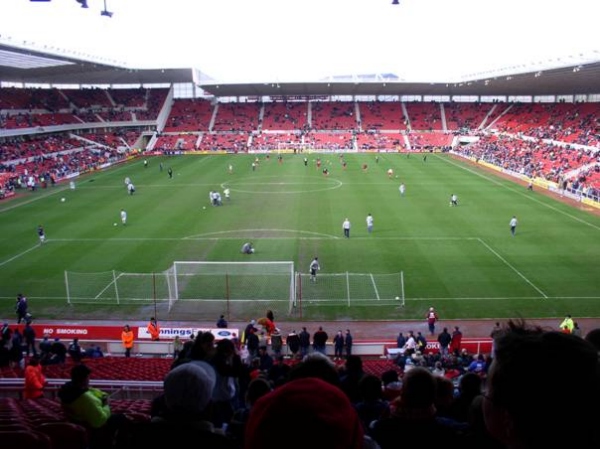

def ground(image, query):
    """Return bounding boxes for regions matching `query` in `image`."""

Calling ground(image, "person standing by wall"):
[172,335,183,359]
[23,320,37,357]
[298,327,311,358]
[147,317,160,341]
[16,293,28,324]
[344,329,353,358]
[121,325,134,358]
[426,307,438,336]
[286,330,300,359]
[313,326,329,355]
[333,330,344,360]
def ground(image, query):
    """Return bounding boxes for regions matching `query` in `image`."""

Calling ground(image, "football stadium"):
[0,1,599,448]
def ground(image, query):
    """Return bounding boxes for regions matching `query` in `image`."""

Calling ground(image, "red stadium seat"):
[0,429,52,449]
[38,422,89,449]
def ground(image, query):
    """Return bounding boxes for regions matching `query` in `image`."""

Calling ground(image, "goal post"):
[276,141,315,153]
[296,271,405,309]
[167,261,296,319]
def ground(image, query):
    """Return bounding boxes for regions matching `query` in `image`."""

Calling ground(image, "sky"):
[0,0,598,83]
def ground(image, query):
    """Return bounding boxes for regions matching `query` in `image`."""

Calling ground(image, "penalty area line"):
[477,238,548,298]
[0,244,42,267]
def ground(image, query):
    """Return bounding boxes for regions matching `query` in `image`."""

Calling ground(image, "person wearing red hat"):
[244,377,369,449]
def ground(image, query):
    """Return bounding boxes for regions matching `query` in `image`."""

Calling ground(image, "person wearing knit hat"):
[163,363,215,415]
[244,377,365,449]
[115,363,237,449]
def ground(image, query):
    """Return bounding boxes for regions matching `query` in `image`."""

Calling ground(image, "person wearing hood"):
[58,364,112,428]
[59,364,127,448]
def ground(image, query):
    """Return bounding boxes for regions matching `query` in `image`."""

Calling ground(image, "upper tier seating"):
[310,101,357,130]
[444,102,493,131]
[212,103,261,132]
[359,101,407,131]
[404,102,443,131]
[261,102,308,130]
[163,99,213,132]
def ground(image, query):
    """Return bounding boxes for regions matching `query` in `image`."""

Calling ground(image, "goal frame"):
[168,260,296,315]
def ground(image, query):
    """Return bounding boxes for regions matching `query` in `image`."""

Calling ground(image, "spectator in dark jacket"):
[216,315,228,328]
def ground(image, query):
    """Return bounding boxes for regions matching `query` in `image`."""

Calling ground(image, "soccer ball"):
[203,206,206,209]
[61,197,66,202]
[113,223,117,226]
[395,296,400,301]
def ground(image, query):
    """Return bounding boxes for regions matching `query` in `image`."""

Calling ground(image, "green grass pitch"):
[1,153,599,322]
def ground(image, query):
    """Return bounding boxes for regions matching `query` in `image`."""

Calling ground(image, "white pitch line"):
[477,238,548,298]
[370,273,381,300]
[46,235,480,243]
[0,244,41,267]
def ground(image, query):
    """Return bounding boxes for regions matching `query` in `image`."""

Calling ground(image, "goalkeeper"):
[309,257,320,282]
[241,242,255,254]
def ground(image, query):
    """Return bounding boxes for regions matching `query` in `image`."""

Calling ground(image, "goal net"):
[166,261,296,319]
[64,271,172,305]
[276,141,315,153]
[296,272,405,311]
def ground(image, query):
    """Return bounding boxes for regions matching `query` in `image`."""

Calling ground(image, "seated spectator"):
[116,363,236,449]
[380,369,402,402]
[1,322,12,346]
[354,374,390,434]
[226,376,272,447]
[483,319,600,448]
[23,355,47,399]
[8,328,24,369]
[59,364,127,449]
[448,372,482,423]
[0,342,9,367]
[287,352,340,387]
[39,334,52,359]
[244,377,376,449]
[85,345,104,358]
[43,337,67,365]
[68,338,84,362]
[584,327,600,352]
[467,353,487,376]
[216,314,228,328]
[339,355,366,404]
[371,367,467,448]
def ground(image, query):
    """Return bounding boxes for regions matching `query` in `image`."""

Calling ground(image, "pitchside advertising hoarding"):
[26,323,492,353]
[29,324,239,341]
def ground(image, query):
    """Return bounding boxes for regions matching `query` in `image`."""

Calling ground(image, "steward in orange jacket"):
[121,325,134,357]
[147,317,160,341]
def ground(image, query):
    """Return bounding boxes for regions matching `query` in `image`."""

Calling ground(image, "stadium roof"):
[1,42,599,98]
[0,43,196,86]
